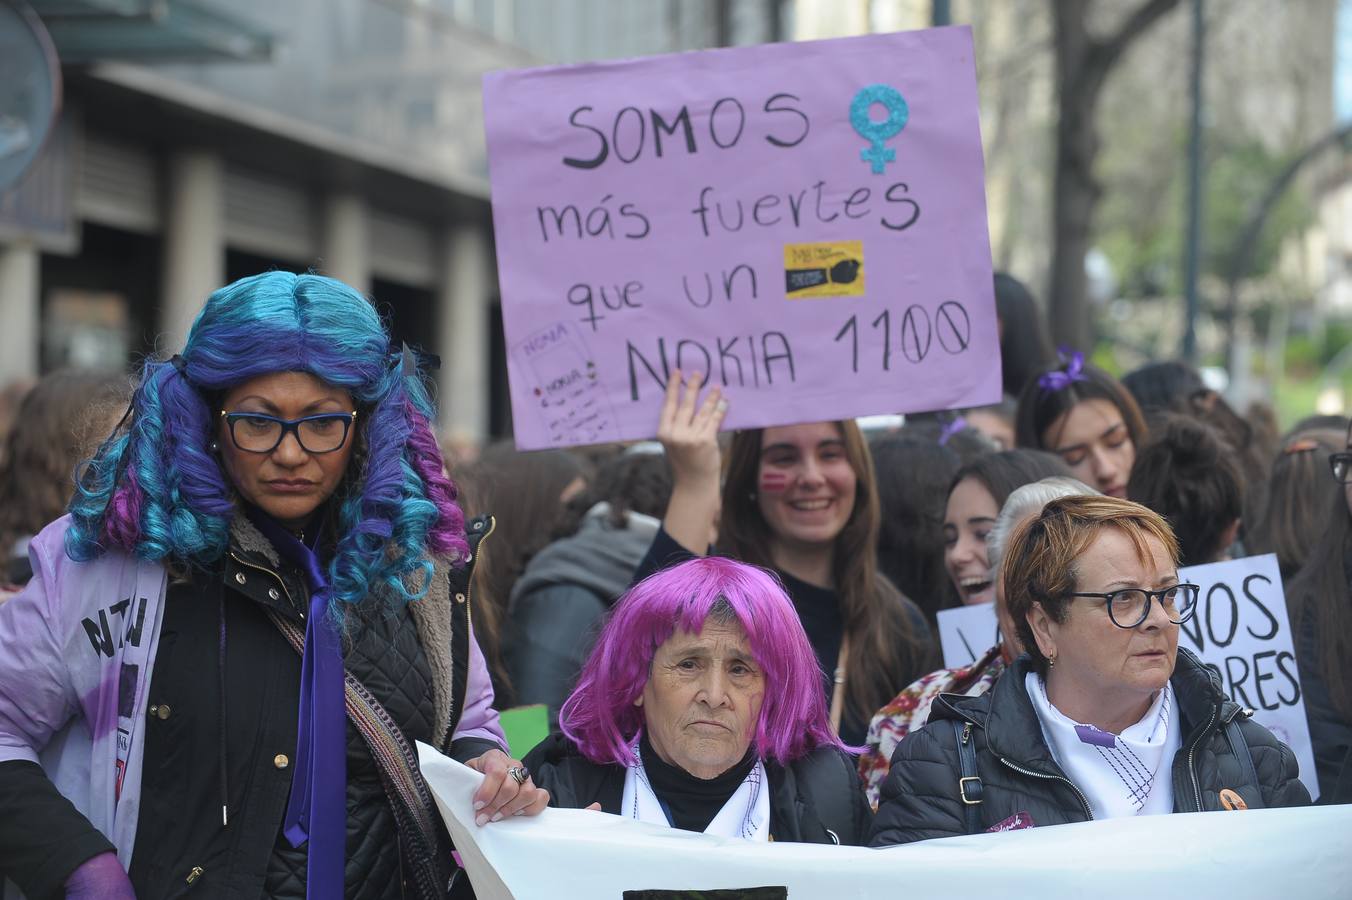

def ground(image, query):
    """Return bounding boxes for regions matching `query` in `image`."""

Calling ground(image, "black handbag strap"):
[1223,713,1264,809]
[950,718,983,834]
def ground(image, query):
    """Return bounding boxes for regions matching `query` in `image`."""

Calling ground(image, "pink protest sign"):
[483,26,999,450]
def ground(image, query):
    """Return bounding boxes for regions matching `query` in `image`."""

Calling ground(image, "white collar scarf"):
[620,738,771,841]
[1025,672,1180,819]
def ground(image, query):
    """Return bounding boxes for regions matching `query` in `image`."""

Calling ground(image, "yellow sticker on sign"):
[783,240,865,299]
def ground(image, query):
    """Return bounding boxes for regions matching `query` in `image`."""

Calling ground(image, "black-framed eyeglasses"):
[1066,583,1200,629]
[220,411,357,454]
[1330,452,1352,484]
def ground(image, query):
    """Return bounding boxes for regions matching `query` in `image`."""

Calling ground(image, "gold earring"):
[1047,654,1056,668]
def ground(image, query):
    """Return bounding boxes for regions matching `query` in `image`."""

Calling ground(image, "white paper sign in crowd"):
[936,553,1320,799]
[418,744,1351,899]
[936,601,1003,669]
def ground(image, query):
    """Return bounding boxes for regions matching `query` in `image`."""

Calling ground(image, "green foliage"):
[1204,140,1313,280]
[1285,333,1321,375]
[1098,138,1314,298]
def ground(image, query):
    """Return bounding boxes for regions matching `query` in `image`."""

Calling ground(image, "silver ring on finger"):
[508,765,529,786]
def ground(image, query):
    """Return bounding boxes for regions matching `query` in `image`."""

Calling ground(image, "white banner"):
[936,602,1002,669]
[1174,554,1318,799]
[419,743,1351,899]
[936,553,1319,799]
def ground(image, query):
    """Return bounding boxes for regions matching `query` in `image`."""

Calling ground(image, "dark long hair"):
[0,370,128,562]
[1122,360,1271,522]
[1015,359,1149,453]
[455,443,589,705]
[720,421,931,721]
[1127,415,1243,566]
[1288,486,1352,724]
[1247,429,1346,580]
[950,448,1074,511]
[994,272,1054,397]
[870,435,960,625]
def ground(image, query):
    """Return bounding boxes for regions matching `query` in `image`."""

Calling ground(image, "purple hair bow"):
[938,416,968,446]
[1037,349,1087,393]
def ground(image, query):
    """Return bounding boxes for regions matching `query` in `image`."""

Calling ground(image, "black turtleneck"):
[638,733,757,833]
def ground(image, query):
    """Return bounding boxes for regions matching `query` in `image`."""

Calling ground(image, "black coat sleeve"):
[631,526,701,586]
[867,723,970,847]
[504,583,607,727]
[1237,717,1313,809]
[0,760,116,900]
[1296,613,1352,803]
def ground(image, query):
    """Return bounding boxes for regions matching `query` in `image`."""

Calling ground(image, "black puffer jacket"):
[524,733,873,845]
[870,649,1310,846]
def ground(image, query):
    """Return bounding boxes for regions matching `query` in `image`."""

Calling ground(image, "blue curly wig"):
[67,271,469,608]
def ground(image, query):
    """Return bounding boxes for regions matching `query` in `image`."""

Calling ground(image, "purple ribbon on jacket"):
[1036,349,1087,393]
[248,509,346,900]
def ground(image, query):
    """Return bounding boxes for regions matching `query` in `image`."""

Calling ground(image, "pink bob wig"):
[559,556,846,768]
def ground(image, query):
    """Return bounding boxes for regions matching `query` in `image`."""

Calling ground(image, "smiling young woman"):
[941,450,1073,607]
[638,371,935,747]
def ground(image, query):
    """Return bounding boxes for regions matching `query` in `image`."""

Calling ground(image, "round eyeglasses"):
[1066,583,1200,629]
[1330,452,1352,484]
[220,410,357,454]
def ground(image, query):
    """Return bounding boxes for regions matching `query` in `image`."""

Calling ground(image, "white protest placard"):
[417,743,1350,899]
[937,602,1001,669]
[1177,553,1319,799]
[934,553,1319,799]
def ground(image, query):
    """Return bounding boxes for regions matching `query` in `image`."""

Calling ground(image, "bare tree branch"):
[1095,0,1185,74]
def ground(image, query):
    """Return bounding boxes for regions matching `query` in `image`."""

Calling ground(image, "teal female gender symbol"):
[850,84,909,174]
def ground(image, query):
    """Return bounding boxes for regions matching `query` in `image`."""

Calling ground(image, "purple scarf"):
[249,509,346,899]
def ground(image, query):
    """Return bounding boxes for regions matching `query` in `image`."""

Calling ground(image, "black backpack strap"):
[1224,711,1264,809]
[950,718,983,834]
[443,513,494,751]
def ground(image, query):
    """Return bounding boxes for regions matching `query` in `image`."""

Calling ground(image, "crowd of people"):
[0,268,1346,898]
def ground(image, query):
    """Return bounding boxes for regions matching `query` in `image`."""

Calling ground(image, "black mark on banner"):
[1210,650,1301,712]
[83,597,148,658]
[683,266,758,309]
[936,301,971,353]
[568,281,643,331]
[627,334,795,401]
[899,305,932,364]
[834,302,973,372]
[561,95,809,170]
[623,889,787,899]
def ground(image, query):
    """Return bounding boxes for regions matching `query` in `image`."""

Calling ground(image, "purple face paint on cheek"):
[1074,724,1116,748]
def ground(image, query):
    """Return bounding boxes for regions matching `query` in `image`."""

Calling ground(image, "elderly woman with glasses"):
[0,272,545,900]
[871,495,1309,845]
[524,556,873,844]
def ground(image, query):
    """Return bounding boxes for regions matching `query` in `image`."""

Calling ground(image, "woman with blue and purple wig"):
[523,556,873,844]
[0,271,545,900]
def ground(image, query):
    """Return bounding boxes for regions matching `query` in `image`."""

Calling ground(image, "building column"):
[321,191,371,292]
[160,150,224,349]
[0,241,40,383]
[436,222,492,445]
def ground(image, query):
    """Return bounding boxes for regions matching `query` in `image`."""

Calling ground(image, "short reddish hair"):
[1001,495,1180,674]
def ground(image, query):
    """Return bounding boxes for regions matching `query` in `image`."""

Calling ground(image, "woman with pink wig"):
[523,556,872,843]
